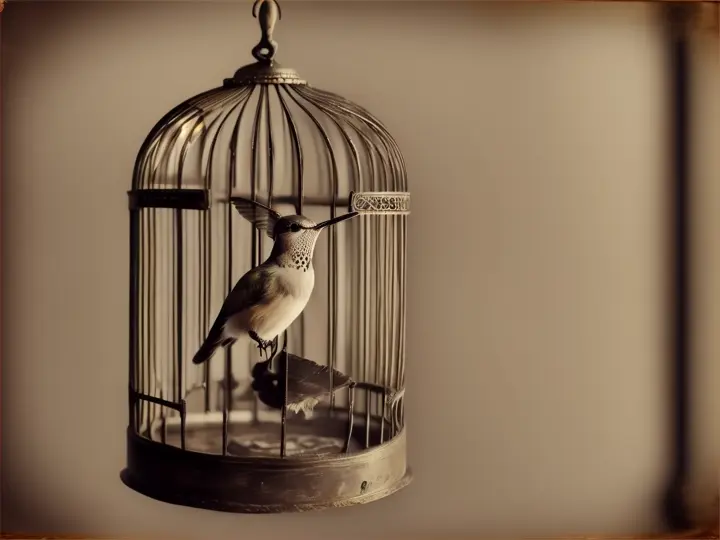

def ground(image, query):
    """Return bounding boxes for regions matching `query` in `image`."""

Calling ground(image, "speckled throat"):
[276,248,312,272]
[271,231,319,272]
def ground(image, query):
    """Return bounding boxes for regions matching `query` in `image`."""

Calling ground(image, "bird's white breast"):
[273,265,315,300]
[249,266,315,341]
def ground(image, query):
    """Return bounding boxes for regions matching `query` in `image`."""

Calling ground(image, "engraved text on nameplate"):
[349,192,411,215]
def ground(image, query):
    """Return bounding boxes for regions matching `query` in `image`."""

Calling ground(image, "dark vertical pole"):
[663,3,692,531]
[222,199,232,456]
[280,341,289,458]
[129,207,140,433]
[176,209,186,450]
[203,210,211,414]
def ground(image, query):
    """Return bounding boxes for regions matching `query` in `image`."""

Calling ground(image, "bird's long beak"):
[313,212,359,230]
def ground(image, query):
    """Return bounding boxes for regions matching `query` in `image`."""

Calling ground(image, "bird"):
[250,351,353,418]
[191,197,359,366]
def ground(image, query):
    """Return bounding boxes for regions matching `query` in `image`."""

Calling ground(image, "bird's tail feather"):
[192,322,231,365]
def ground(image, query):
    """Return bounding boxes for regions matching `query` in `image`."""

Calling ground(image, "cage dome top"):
[132,0,409,223]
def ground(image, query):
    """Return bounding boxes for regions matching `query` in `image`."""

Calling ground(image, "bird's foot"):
[249,331,275,359]
[248,330,269,349]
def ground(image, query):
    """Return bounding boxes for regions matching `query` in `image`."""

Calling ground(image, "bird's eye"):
[289,223,301,233]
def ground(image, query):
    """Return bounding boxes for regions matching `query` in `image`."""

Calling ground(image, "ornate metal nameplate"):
[349,191,411,215]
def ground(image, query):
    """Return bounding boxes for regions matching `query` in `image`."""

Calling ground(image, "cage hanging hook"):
[251,0,282,64]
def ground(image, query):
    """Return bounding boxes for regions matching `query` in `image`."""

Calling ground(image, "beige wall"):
[1,1,716,537]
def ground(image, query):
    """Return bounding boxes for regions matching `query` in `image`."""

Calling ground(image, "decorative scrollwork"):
[349,191,410,215]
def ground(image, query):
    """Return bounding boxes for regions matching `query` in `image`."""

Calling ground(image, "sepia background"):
[2,1,718,538]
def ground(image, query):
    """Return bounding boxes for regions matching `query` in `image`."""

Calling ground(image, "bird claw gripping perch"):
[249,331,277,361]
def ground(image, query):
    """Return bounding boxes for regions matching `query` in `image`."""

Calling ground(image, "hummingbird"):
[191,197,359,366]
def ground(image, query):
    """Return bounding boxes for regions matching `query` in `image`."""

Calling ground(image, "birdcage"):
[121,0,411,513]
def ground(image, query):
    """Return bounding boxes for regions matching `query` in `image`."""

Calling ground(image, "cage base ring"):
[120,416,411,513]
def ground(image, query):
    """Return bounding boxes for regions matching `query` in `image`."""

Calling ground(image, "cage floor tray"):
[158,413,365,457]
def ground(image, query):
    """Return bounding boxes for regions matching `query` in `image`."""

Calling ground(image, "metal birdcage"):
[121,0,411,513]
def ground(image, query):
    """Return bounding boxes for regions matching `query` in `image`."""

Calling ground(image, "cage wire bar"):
[122,0,412,513]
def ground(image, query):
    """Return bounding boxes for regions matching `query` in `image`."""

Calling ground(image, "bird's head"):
[230,197,359,267]
[271,213,358,258]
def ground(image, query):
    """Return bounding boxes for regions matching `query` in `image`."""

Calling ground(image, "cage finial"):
[251,0,282,64]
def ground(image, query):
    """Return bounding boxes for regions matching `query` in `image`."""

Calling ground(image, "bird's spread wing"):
[231,197,283,239]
